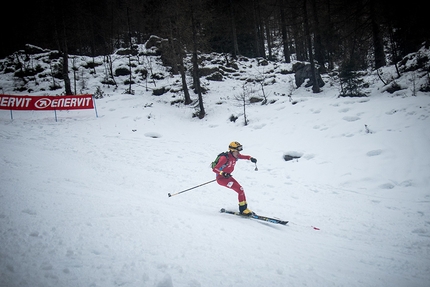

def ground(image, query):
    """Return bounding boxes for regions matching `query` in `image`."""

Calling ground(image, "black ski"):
[220,208,288,225]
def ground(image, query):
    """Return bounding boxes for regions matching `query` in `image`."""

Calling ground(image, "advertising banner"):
[0,94,94,111]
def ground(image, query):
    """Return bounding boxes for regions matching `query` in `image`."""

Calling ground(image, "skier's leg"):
[217,177,250,213]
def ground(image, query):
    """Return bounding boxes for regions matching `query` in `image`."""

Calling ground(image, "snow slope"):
[1,48,430,287]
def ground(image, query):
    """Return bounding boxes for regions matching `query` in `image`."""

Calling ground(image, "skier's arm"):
[213,156,228,175]
[238,154,257,162]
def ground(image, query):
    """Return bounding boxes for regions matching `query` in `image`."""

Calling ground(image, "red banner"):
[0,94,94,111]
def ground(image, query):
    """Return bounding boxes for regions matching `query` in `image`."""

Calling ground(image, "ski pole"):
[168,179,216,197]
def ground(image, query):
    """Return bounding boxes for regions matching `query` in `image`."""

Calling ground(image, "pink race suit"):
[212,152,251,202]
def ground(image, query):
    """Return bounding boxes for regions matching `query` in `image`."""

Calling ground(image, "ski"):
[220,208,288,225]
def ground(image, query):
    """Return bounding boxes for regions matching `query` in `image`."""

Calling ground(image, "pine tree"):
[339,61,366,97]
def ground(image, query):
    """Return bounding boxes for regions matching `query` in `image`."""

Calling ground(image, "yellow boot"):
[239,201,254,215]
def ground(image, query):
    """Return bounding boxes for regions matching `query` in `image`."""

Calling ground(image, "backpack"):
[211,152,229,170]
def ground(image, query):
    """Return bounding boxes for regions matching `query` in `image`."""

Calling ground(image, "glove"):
[250,157,257,163]
[220,171,231,178]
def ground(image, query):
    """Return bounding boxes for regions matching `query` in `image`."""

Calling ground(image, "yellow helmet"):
[229,141,243,152]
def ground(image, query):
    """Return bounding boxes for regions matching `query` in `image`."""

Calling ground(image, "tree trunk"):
[173,36,191,105]
[126,6,133,94]
[370,1,386,69]
[303,0,320,93]
[167,1,191,105]
[229,0,239,58]
[191,2,205,119]
[265,20,272,60]
[325,0,335,70]
[192,51,205,118]
[252,0,261,58]
[279,0,291,63]
[59,20,72,95]
[179,60,192,105]
[291,7,306,61]
[311,0,325,72]
[252,0,265,58]
[62,51,73,95]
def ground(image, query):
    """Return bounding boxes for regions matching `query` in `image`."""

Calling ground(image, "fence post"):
[92,95,99,118]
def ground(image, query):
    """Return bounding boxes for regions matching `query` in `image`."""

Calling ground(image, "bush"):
[152,87,168,96]
[339,61,366,97]
[115,67,130,76]
[94,86,105,99]
[83,61,102,69]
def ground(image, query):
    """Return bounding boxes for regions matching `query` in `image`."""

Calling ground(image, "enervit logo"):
[35,98,52,109]
[0,95,94,111]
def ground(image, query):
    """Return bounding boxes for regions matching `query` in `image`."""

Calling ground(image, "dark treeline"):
[1,0,428,71]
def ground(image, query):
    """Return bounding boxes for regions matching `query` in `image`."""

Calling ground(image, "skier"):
[212,141,257,215]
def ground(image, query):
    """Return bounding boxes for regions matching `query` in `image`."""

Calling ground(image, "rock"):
[293,63,324,88]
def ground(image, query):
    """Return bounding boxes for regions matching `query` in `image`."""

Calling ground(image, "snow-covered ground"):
[1,46,430,287]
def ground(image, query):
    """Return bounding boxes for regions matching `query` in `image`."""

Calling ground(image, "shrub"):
[115,67,130,76]
[339,61,366,97]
